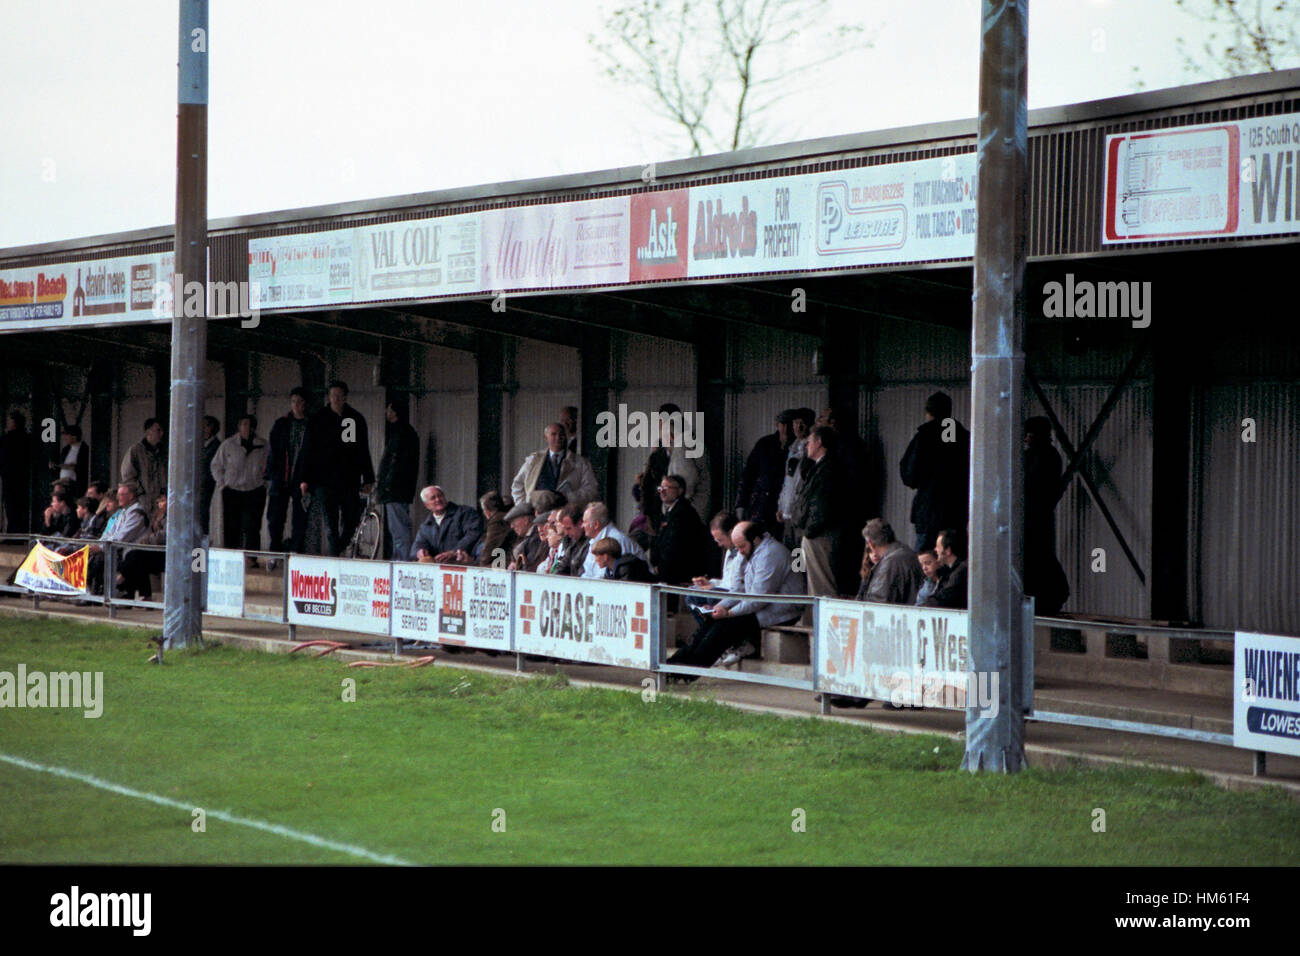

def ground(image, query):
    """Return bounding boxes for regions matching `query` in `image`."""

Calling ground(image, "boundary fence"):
[0,534,1290,775]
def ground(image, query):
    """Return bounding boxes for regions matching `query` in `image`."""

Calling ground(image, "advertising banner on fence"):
[1235,631,1300,758]
[286,556,390,636]
[1104,112,1300,242]
[204,549,245,618]
[816,598,979,709]
[0,251,176,332]
[390,562,512,651]
[14,543,88,596]
[514,573,653,669]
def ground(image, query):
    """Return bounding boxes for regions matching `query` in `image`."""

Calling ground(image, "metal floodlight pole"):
[963,0,1029,771]
[163,0,209,650]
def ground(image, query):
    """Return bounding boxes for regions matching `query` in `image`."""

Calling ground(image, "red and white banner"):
[390,562,512,651]
[514,573,653,669]
[1104,112,1300,242]
[286,556,390,636]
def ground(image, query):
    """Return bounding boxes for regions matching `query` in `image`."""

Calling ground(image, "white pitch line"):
[0,751,414,866]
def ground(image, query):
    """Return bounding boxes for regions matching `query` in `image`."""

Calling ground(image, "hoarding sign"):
[0,251,175,331]
[286,556,390,636]
[1235,631,1300,758]
[514,573,652,669]
[390,562,512,651]
[816,598,976,709]
[204,548,245,618]
[479,196,631,290]
[1103,112,1300,242]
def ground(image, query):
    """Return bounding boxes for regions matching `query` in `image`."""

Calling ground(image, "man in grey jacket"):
[666,520,804,675]
[120,418,167,505]
[855,519,923,605]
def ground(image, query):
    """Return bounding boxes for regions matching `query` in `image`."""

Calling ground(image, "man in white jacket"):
[211,415,269,555]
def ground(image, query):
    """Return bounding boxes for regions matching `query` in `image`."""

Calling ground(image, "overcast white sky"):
[0,0,1265,249]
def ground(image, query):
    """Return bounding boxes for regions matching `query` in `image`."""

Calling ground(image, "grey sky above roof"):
[0,0,1275,249]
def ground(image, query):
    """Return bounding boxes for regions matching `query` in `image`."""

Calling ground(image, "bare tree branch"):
[591,0,875,156]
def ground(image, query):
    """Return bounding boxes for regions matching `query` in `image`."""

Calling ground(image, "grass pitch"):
[1,616,1297,865]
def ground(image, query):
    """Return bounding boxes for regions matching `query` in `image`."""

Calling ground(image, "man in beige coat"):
[510,423,597,512]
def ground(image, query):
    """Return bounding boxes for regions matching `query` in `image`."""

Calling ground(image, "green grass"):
[1,615,1297,865]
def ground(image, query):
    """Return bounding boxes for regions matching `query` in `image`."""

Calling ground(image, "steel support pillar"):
[162,0,208,650]
[963,0,1029,772]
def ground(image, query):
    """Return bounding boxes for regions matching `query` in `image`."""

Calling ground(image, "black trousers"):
[222,486,267,553]
[119,549,165,599]
[667,613,760,669]
[320,486,361,557]
[266,484,307,554]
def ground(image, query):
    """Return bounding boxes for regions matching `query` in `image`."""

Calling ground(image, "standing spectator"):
[926,528,969,609]
[511,423,597,513]
[900,391,970,553]
[295,381,374,556]
[791,425,850,598]
[559,405,579,454]
[734,410,792,526]
[855,519,923,605]
[0,410,32,533]
[630,443,670,550]
[51,424,90,499]
[265,387,310,556]
[818,406,872,590]
[376,398,419,561]
[776,408,814,548]
[411,485,484,563]
[199,416,221,539]
[476,491,516,567]
[1023,416,1070,615]
[648,475,710,584]
[121,417,167,506]
[211,415,268,555]
[658,404,709,521]
[667,521,804,675]
[579,501,643,579]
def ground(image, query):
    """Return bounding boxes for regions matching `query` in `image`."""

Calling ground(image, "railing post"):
[106,543,117,619]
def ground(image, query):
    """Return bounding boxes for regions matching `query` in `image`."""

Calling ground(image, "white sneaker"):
[717,641,758,667]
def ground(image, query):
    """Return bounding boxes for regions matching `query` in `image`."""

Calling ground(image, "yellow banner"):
[15,543,89,595]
